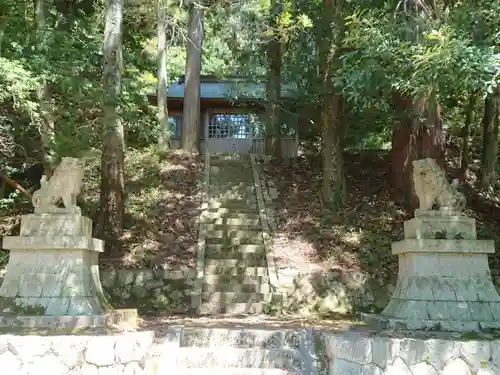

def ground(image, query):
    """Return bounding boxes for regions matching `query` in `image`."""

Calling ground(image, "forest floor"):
[265,147,500,288]
[0,147,204,270]
[1,146,500,287]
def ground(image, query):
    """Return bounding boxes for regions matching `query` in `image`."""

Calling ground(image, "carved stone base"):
[363,210,500,332]
[0,309,137,329]
[0,213,135,326]
[361,312,500,332]
[0,244,111,316]
[19,213,92,237]
[405,211,476,240]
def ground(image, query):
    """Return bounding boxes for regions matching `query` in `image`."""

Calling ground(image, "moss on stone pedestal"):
[0,297,45,315]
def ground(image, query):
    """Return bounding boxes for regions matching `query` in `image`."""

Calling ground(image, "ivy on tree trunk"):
[479,88,500,189]
[157,0,170,149]
[459,90,478,182]
[35,0,56,176]
[265,0,282,159]
[181,3,204,154]
[391,94,444,210]
[390,0,445,211]
[318,0,345,213]
[98,0,125,254]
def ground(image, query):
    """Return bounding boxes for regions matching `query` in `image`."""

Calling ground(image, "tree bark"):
[479,89,500,189]
[35,0,56,176]
[157,0,170,149]
[98,0,125,253]
[391,94,445,209]
[181,3,204,154]
[459,91,477,182]
[318,0,345,212]
[265,0,282,159]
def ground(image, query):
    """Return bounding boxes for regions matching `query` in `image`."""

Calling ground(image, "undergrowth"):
[0,146,203,269]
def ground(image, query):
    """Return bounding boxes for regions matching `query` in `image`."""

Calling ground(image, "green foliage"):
[0,0,158,161]
[0,0,498,159]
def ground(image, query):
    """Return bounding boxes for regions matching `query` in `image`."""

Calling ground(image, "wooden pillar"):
[203,110,210,154]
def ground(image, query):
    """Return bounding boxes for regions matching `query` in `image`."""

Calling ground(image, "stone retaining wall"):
[1,328,500,374]
[0,332,157,374]
[276,268,500,317]
[99,268,196,314]
[0,267,195,314]
[324,331,500,375]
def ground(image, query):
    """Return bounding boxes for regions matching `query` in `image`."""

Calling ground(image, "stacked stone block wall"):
[0,332,156,374]
[324,332,500,375]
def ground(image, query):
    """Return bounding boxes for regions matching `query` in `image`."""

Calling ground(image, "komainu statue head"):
[32,157,85,214]
[412,158,465,212]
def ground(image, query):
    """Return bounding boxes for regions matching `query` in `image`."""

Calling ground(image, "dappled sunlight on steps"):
[153,326,317,375]
[197,153,281,315]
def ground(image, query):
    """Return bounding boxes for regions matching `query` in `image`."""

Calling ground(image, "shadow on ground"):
[0,147,204,271]
[264,149,500,317]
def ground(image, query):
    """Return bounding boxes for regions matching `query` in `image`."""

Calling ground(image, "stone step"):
[206,244,266,254]
[208,201,258,210]
[203,274,270,285]
[206,237,264,247]
[203,282,270,294]
[205,245,266,265]
[203,212,261,220]
[204,259,267,269]
[204,265,268,277]
[208,191,257,200]
[206,231,263,241]
[205,224,262,233]
[205,224,262,238]
[202,291,269,304]
[207,207,260,215]
[206,238,264,247]
[199,301,266,315]
[180,328,303,349]
[208,175,253,182]
[201,217,262,226]
[205,254,266,264]
[210,154,249,162]
[174,369,297,375]
[174,347,303,369]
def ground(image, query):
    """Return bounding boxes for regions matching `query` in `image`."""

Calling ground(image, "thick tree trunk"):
[98,0,125,253]
[265,0,282,159]
[479,90,500,189]
[459,91,477,182]
[157,0,170,149]
[391,94,445,210]
[321,93,344,209]
[35,0,56,176]
[318,0,345,212]
[181,4,204,153]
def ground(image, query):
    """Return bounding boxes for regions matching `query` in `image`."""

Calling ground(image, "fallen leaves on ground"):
[0,147,203,270]
[100,149,204,269]
[264,149,500,284]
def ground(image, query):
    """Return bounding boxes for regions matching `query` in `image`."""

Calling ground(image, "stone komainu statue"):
[32,157,85,214]
[412,158,466,212]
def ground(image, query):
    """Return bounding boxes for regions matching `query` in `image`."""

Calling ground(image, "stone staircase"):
[155,327,318,375]
[198,154,280,314]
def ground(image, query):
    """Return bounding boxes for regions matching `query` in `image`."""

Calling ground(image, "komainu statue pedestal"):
[0,158,136,329]
[363,159,500,332]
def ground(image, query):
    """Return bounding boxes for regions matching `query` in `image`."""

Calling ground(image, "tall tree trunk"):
[459,91,478,182]
[181,3,204,154]
[390,0,445,211]
[318,0,345,212]
[479,89,500,189]
[391,94,445,209]
[157,0,170,149]
[98,0,125,254]
[35,0,56,176]
[265,0,282,159]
